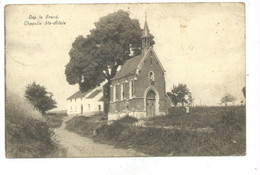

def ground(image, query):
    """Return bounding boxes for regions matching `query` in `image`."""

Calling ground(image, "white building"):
[67,86,104,116]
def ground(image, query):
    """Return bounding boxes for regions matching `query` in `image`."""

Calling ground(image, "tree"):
[25,82,57,114]
[65,10,155,103]
[167,84,193,107]
[242,86,246,98]
[220,94,236,106]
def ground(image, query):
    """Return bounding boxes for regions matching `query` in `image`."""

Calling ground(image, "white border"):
[1,1,259,175]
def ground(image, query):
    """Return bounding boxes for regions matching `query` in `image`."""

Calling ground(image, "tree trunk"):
[103,64,119,114]
[103,81,111,114]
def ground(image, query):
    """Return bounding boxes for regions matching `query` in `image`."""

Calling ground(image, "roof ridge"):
[66,89,93,100]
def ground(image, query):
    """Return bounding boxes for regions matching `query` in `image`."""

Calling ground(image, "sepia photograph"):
[5,3,246,158]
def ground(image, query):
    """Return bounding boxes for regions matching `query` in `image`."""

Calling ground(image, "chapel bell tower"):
[141,15,151,56]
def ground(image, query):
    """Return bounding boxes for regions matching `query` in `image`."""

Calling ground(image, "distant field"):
[66,106,246,156]
[45,110,67,128]
[46,110,67,116]
[5,92,67,158]
[147,106,244,128]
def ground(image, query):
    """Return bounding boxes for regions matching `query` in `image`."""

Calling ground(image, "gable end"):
[137,47,166,72]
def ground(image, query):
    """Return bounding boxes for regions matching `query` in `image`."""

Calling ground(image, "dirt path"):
[53,116,146,157]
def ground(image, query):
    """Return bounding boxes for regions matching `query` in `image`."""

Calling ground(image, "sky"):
[5,3,245,110]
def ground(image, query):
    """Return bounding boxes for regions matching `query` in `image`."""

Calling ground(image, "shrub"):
[45,115,65,128]
[65,115,106,137]
[116,115,138,124]
[24,82,57,114]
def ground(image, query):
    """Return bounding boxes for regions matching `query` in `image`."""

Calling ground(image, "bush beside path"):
[54,115,146,157]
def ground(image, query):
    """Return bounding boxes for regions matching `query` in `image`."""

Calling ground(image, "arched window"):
[148,71,155,85]
[113,85,116,102]
[125,81,129,99]
[149,71,154,81]
[121,83,125,100]
[115,84,120,101]
[129,80,134,98]
[150,57,153,66]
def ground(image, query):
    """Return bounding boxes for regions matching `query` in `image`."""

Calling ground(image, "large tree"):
[25,82,57,114]
[167,84,193,107]
[65,10,154,102]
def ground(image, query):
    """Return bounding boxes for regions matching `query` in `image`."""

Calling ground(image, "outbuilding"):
[67,86,104,116]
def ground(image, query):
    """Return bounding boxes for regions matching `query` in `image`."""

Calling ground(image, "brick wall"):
[109,50,167,116]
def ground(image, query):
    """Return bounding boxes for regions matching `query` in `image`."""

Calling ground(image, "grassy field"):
[66,106,246,156]
[5,92,67,158]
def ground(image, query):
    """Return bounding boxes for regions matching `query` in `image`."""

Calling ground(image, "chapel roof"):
[111,46,165,81]
[111,55,142,81]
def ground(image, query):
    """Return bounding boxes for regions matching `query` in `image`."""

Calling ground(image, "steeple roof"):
[142,15,150,38]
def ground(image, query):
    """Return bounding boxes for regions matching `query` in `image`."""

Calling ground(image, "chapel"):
[108,17,171,120]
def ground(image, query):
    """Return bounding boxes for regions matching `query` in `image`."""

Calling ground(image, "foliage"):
[65,10,155,94]
[167,83,193,106]
[65,115,107,137]
[5,92,66,158]
[115,115,138,124]
[45,115,65,128]
[220,93,236,106]
[24,82,57,114]
[96,106,245,156]
[242,86,246,98]
[65,106,245,156]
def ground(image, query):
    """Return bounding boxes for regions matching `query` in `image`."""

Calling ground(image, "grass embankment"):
[65,114,107,137]
[5,92,66,158]
[66,106,245,156]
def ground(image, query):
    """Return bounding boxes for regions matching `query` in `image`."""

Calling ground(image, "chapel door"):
[146,90,156,117]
